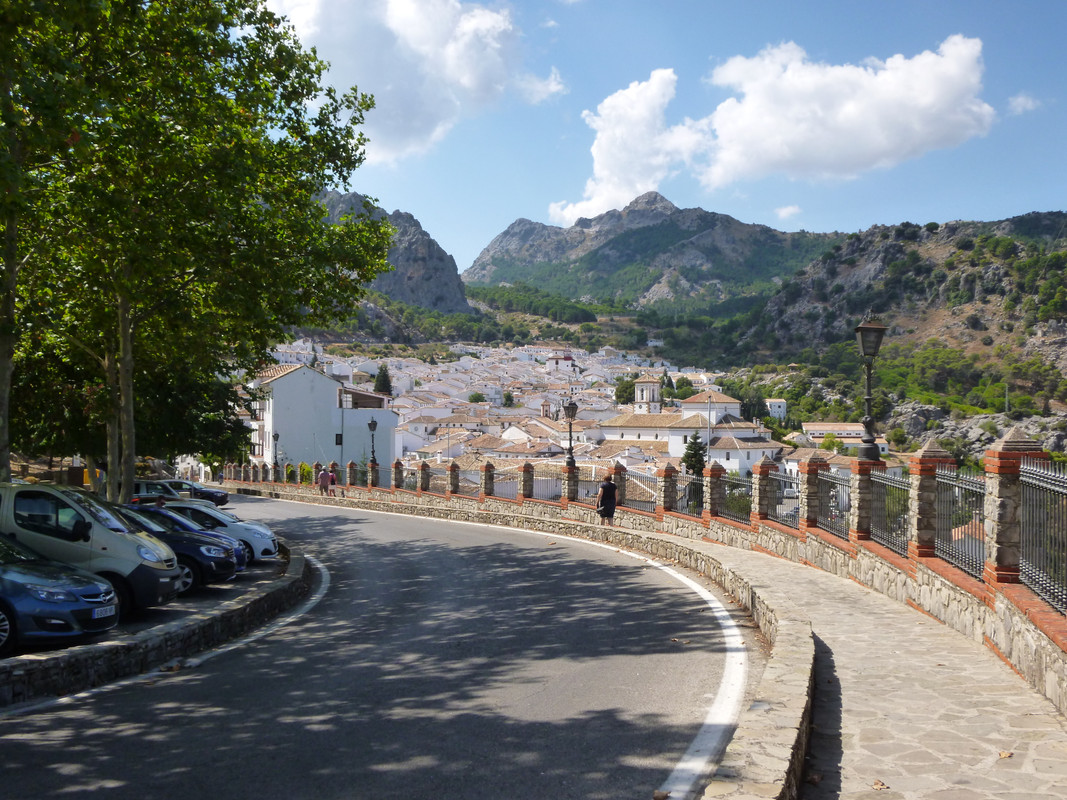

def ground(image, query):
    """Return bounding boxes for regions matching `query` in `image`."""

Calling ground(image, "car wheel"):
[0,602,16,658]
[175,558,201,595]
[103,575,135,620]
[239,540,255,565]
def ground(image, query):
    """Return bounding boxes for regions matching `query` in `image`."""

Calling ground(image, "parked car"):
[134,506,247,571]
[118,507,237,595]
[160,479,228,506]
[0,483,179,617]
[0,535,119,657]
[128,480,216,509]
[163,502,279,564]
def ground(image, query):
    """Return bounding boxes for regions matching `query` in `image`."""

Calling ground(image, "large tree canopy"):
[3,0,393,497]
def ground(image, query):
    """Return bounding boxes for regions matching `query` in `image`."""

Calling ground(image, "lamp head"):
[855,318,888,359]
[564,400,578,421]
[368,418,378,433]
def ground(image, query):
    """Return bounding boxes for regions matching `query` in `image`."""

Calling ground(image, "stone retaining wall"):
[0,546,311,709]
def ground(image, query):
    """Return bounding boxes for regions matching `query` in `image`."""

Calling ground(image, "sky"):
[266,0,1066,273]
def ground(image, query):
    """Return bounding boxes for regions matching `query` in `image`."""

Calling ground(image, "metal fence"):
[1020,458,1067,613]
[401,467,419,492]
[532,465,562,502]
[577,472,602,506]
[721,473,752,524]
[871,469,909,556]
[816,469,850,540]
[493,471,521,500]
[768,470,799,529]
[624,471,657,513]
[935,465,985,579]
[426,465,449,494]
[675,473,704,519]
[455,469,482,497]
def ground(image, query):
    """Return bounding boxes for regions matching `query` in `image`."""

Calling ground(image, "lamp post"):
[272,431,280,479]
[855,317,888,462]
[563,399,578,468]
[368,418,378,466]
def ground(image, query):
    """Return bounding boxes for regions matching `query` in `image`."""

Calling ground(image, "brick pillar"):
[283,463,294,484]
[849,458,877,543]
[481,461,495,498]
[562,464,578,503]
[704,461,725,520]
[611,462,627,507]
[798,452,829,532]
[520,462,534,499]
[368,460,380,488]
[447,462,459,494]
[657,464,677,513]
[751,456,776,522]
[983,427,1046,587]
[393,460,404,490]
[908,440,956,561]
[346,460,359,486]
[242,463,250,482]
[418,461,431,492]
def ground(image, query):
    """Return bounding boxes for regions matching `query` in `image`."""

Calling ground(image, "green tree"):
[13,1,393,498]
[681,432,706,476]
[468,391,486,403]
[374,364,393,396]
[614,374,638,405]
[503,391,516,407]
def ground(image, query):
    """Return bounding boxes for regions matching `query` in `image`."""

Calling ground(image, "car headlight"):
[25,584,77,603]
[137,544,163,563]
[252,530,273,539]
[199,545,227,558]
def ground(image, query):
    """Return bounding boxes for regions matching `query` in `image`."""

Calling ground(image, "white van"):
[0,483,180,615]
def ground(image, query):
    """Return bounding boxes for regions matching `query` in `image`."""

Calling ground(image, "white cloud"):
[549,69,706,224]
[518,67,568,104]
[776,205,802,220]
[266,0,545,164]
[1008,93,1040,115]
[553,35,996,223]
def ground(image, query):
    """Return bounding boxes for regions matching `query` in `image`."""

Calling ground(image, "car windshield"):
[57,487,132,532]
[0,535,42,564]
[117,507,167,534]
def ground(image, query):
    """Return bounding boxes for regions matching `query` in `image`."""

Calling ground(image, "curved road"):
[0,495,761,799]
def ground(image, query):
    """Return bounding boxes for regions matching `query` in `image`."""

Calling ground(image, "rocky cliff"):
[322,191,471,315]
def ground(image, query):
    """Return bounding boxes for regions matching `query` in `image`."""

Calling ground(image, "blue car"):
[0,536,119,657]
[119,508,237,595]
[133,505,248,571]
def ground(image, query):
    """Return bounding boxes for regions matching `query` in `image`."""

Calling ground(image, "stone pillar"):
[983,427,1046,587]
[418,461,431,492]
[520,462,534,499]
[446,462,459,494]
[611,462,627,508]
[849,459,878,543]
[751,456,777,522]
[368,460,379,489]
[343,461,356,486]
[393,460,404,490]
[908,440,956,561]
[704,461,725,520]
[481,461,495,498]
[657,464,677,513]
[562,464,578,503]
[798,452,829,532]
[312,462,322,484]
[242,463,250,482]
[284,463,294,484]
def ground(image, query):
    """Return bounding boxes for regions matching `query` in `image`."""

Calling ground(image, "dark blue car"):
[0,536,118,657]
[132,505,247,571]
[119,508,237,595]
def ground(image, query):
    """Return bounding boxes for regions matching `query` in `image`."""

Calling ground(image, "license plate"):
[92,605,117,619]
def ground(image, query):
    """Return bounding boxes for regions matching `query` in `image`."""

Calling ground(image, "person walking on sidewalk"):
[595,473,617,526]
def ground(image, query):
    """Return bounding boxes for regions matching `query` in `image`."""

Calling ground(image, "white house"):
[247,364,396,470]
[766,398,788,420]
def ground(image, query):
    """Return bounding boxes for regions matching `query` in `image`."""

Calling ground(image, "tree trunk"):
[117,292,136,504]
[0,209,17,483]
[103,353,121,502]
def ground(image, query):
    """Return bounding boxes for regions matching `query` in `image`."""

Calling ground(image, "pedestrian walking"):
[317,467,330,495]
[595,473,617,526]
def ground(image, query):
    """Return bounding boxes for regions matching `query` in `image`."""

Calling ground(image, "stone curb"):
[241,485,817,800]
[0,545,311,710]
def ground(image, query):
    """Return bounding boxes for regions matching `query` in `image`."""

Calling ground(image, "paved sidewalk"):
[700,540,1067,800]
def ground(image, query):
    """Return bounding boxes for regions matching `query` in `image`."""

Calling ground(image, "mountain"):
[322,191,471,315]
[461,192,840,308]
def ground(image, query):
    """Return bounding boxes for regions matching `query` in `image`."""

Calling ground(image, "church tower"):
[633,375,662,414]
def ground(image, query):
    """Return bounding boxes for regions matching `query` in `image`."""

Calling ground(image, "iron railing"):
[768,471,800,529]
[675,473,704,519]
[871,470,909,556]
[721,473,752,524]
[455,470,482,497]
[493,472,521,500]
[1020,458,1067,613]
[401,467,419,491]
[935,465,985,579]
[625,471,657,513]
[532,465,562,502]
[816,469,850,540]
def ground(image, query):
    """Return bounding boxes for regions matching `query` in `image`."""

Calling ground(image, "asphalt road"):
[0,495,763,800]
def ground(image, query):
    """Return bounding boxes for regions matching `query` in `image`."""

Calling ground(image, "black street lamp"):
[563,399,578,468]
[272,431,280,477]
[855,317,888,461]
[368,418,378,465]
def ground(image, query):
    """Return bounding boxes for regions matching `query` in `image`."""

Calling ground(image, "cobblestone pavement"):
[701,543,1067,800]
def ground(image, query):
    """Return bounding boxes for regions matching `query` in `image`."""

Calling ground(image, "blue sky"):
[268,0,1065,274]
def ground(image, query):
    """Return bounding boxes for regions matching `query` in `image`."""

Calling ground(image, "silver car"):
[162,502,279,564]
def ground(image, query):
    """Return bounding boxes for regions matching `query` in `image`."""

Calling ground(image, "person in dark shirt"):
[596,473,617,526]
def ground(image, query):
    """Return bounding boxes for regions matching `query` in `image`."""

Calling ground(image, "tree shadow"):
[799,634,844,798]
